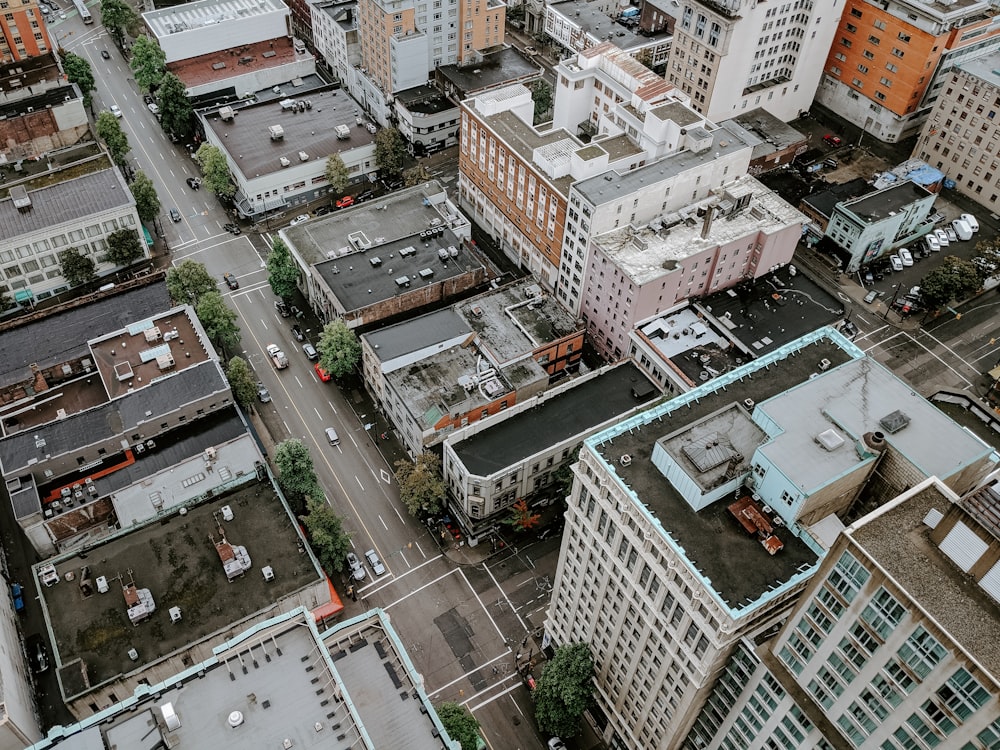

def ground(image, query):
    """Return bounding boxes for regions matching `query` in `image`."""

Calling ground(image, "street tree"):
[325,154,351,194]
[275,439,323,514]
[374,127,407,181]
[317,319,361,378]
[436,703,481,750]
[302,497,353,576]
[165,259,217,305]
[973,237,1000,271]
[95,111,131,166]
[130,36,166,91]
[130,171,161,222]
[532,80,553,122]
[533,642,595,739]
[157,72,194,141]
[105,229,144,267]
[0,289,11,312]
[62,52,95,107]
[266,238,299,300]
[100,0,138,46]
[919,255,982,311]
[395,453,446,518]
[225,356,258,409]
[551,463,575,501]
[507,499,541,531]
[59,247,97,287]
[196,143,235,198]
[403,163,430,187]
[195,290,241,354]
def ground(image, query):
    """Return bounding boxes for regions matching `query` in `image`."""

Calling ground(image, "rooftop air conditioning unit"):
[279,157,291,167]
[298,151,309,161]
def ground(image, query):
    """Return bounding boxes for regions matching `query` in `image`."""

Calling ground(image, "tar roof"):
[726,108,806,152]
[0,84,77,119]
[40,485,322,700]
[635,308,743,382]
[0,167,133,240]
[364,308,472,363]
[453,362,658,476]
[202,86,374,180]
[800,178,873,220]
[573,122,752,206]
[758,357,991,491]
[850,480,1000,678]
[588,331,859,611]
[395,84,456,114]
[437,46,542,96]
[0,283,171,390]
[0,363,228,475]
[840,180,932,223]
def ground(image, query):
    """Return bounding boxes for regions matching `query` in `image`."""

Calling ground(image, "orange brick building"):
[0,0,52,62]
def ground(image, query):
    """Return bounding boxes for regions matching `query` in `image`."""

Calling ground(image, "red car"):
[822,134,842,147]
[314,362,332,382]
[335,195,355,209]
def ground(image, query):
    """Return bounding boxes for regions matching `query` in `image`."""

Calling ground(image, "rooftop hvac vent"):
[879,410,910,434]
[418,268,434,279]
[815,428,844,452]
[10,185,30,210]
[219,106,235,121]
[399,246,416,257]
[279,157,290,167]
[395,276,410,288]
[268,124,284,140]
[298,151,309,162]
[369,256,382,267]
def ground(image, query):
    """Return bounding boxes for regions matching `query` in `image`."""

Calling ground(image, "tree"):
[275,439,323,514]
[533,643,594,739]
[105,229,144,267]
[973,237,1000,271]
[551,463,575,501]
[919,255,982,311]
[267,238,300,300]
[59,247,96,286]
[531,80,553,122]
[100,0,138,46]
[195,290,241,354]
[196,143,235,198]
[325,154,351,194]
[374,127,407,181]
[166,259,217,304]
[226,356,257,409]
[129,36,166,91]
[403,163,430,188]
[62,52,95,107]
[507,499,541,531]
[302,497,353,575]
[157,72,194,141]
[95,111,131,166]
[130,171,161,223]
[436,702,481,750]
[317,320,361,378]
[395,453,446,518]
[0,289,11,312]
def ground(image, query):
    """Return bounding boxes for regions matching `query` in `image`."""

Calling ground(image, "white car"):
[346,552,366,581]
[898,247,913,267]
[290,214,311,226]
[925,234,940,252]
[109,105,122,118]
[147,102,160,115]
[889,254,903,272]
[365,549,386,576]
[547,740,566,750]
[961,213,979,232]
[934,228,950,247]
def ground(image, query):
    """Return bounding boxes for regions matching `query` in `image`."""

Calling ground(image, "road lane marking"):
[314,407,322,420]
[378,514,387,530]
[294,375,303,389]
[428,651,513,698]
[394,507,405,524]
[356,476,365,491]
[482,562,527,631]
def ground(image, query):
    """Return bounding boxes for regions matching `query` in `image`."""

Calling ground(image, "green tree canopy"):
[129,36,166,91]
[275,439,323,514]
[130,171,161,223]
[225,356,257,409]
[100,0,138,45]
[166,259,217,305]
[95,111,131,166]
[195,290,240,354]
[436,702,481,750]
[532,80,553,122]
[374,127,407,181]
[62,52,95,107]
[196,143,235,198]
[919,255,982,311]
[302,497,353,575]
[325,154,351,194]
[973,237,1000,271]
[395,453,446,518]
[267,238,299,300]
[403,164,430,188]
[105,228,144,267]
[533,643,594,739]
[157,72,194,141]
[317,319,361,378]
[59,247,96,287]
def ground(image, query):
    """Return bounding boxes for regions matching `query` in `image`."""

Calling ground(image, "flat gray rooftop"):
[851,482,1000,677]
[841,180,932,224]
[364,308,472,363]
[395,84,456,115]
[144,0,286,37]
[549,0,671,51]
[0,283,171,389]
[203,86,373,180]
[726,108,806,152]
[454,362,657,476]
[476,107,580,194]
[959,49,1000,85]
[591,336,856,610]
[0,167,134,240]
[437,46,542,96]
[636,308,743,383]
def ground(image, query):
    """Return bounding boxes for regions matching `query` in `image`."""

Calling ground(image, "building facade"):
[0,0,51,63]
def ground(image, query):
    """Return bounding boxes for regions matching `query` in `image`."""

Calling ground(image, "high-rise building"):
[684,475,1000,749]
[545,329,995,748]
[0,0,52,62]
[664,0,840,122]
[816,0,1000,144]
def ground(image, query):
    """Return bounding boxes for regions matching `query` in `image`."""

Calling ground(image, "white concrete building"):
[311,1,362,98]
[0,601,43,749]
[665,0,840,122]
[544,0,672,71]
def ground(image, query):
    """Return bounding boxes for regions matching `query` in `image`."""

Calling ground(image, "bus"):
[72,0,92,24]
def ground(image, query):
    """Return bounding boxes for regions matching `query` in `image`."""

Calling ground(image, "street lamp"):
[883,284,900,320]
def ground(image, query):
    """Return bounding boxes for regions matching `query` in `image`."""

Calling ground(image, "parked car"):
[291,324,305,342]
[889,254,904,272]
[822,134,842,146]
[934,228,950,247]
[169,208,182,222]
[147,102,160,115]
[547,739,567,750]
[186,177,201,189]
[898,248,913,267]
[357,190,375,202]
[925,234,940,252]
[223,223,242,235]
[143,93,155,105]
[11,583,24,614]
[365,549,386,576]
[257,383,271,403]
[524,45,538,56]
[864,289,880,304]
[275,299,290,317]
[302,343,319,360]
[223,272,239,290]
[335,195,355,209]
[946,226,958,243]
[101,49,111,59]
[109,105,122,118]
[315,206,333,216]
[289,214,311,226]
[961,213,980,232]
[314,362,332,382]
[346,552,366,581]
[27,635,48,673]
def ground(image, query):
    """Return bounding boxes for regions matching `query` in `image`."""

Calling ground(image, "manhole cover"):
[511,716,521,726]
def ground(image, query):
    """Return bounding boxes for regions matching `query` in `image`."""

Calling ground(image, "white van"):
[961,213,980,232]
[952,219,973,241]
[325,427,340,446]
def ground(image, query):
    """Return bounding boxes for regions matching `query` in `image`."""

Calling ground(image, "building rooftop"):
[437,46,542,97]
[37,483,324,702]
[588,330,861,613]
[850,480,1000,678]
[144,0,287,39]
[573,121,753,206]
[395,84,457,115]
[170,36,308,90]
[840,180,933,224]
[800,178,873,221]
[317,0,357,30]
[0,52,61,98]
[477,106,580,194]
[548,0,672,52]
[959,49,1000,85]
[0,282,171,391]
[365,308,472,364]
[634,307,744,383]
[202,86,374,180]
[0,166,134,240]
[454,362,658,477]
[0,84,78,120]
[724,108,806,161]
[594,175,805,286]
[29,607,454,750]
